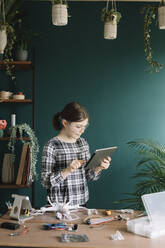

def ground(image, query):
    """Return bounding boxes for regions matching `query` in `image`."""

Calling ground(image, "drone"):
[37,196,98,221]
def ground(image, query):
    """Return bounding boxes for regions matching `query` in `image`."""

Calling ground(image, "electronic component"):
[61,234,88,242]
[1,222,20,230]
[43,223,78,231]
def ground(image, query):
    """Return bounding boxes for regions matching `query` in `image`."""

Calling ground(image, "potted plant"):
[0,25,7,59]
[52,0,68,26]
[141,6,162,73]
[119,139,165,210]
[0,0,24,80]
[0,0,7,58]
[101,0,121,40]
[15,19,29,61]
[158,1,165,29]
[8,123,39,183]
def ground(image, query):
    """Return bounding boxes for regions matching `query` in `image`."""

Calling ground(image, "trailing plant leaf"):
[141,5,162,73]
[8,123,39,183]
[101,8,121,23]
[52,0,68,7]
[3,23,16,81]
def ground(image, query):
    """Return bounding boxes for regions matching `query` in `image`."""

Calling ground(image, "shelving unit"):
[0,60,35,193]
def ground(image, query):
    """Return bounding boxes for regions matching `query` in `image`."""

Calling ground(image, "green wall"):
[1,1,165,212]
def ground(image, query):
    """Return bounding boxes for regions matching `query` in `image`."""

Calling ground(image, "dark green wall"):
[1,1,165,211]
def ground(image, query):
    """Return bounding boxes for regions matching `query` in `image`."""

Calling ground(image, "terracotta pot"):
[0,119,7,130]
[52,4,68,26]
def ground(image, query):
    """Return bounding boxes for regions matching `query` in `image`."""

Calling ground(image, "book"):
[26,148,32,185]
[22,146,31,185]
[16,143,29,185]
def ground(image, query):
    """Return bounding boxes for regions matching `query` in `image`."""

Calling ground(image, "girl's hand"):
[62,160,86,179]
[95,156,111,174]
[68,159,86,173]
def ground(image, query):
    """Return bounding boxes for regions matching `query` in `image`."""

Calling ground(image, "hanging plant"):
[0,0,7,56]
[8,123,39,183]
[52,0,68,26]
[101,0,121,40]
[101,8,121,23]
[0,0,16,80]
[0,0,24,80]
[141,6,162,73]
[158,0,165,29]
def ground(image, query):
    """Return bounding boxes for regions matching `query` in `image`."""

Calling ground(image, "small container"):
[13,94,25,100]
[0,91,13,99]
[11,114,16,127]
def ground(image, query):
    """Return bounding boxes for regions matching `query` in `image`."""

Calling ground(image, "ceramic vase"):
[15,48,28,61]
[0,29,7,54]
[52,4,68,26]
[158,6,165,29]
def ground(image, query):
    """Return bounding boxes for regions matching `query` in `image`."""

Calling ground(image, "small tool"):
[43,223,78,231]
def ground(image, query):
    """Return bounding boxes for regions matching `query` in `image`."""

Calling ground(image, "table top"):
[0,209,165,248]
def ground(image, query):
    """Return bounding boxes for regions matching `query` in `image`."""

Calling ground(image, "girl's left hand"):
[95,156,111,174]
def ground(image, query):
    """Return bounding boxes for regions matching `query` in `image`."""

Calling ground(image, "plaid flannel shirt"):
[42,137,99,206]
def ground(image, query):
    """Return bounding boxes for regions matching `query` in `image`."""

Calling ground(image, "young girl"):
[42,102,111,206]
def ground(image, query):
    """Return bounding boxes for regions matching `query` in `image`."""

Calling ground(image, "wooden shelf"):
[0,61,33,70]
[0,184,30,189]
[0,99,32,103]
[0,137,30,141]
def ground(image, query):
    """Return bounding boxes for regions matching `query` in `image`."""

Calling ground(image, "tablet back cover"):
[85,146,117,170]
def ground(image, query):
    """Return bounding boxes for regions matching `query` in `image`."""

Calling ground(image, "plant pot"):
[104,21,117,39]
[158,6,165,29]
[0,29,7,54]
[15,48,28,61]
[52,4,68,26]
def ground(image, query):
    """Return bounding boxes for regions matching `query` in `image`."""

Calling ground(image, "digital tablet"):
[85,146,117,170]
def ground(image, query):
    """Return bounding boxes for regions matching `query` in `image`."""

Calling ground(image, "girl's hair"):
[53,102,89,130]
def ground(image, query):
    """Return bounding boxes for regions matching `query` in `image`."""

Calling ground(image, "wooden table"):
[0,210,165,248]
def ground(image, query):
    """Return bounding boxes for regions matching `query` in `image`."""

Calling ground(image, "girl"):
[42,102,111,206]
